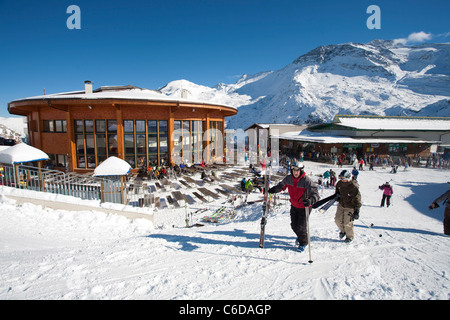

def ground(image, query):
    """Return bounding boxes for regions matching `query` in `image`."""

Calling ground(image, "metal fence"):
[0,163,152,208]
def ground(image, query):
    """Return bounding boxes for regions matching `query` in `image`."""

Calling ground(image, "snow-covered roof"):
[272,129,440,144]
[11,86,236,110]
[93,156,131,176]
[0,143,49,164]
[244,123,306,131]
[333,115,450,131]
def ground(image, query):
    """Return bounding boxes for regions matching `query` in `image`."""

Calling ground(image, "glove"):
[429,202,439,210]
[302,198,312,207]
[353,208,360,220]
[268,187,276,194]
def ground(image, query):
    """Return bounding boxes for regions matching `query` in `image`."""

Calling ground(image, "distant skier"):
[379,182,393,207]
[268,162,319,252]
[330,169,337,186]
[352,166,359,180]
[359,158,365,170]
[334,170,361,243]
[429,189,450,236]
[323,170,331,187]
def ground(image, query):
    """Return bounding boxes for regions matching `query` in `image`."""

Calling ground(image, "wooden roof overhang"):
[8,97,238,117]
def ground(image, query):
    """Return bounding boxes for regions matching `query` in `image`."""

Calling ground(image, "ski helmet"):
[339,170,352,180]
[291,161,304,170]
[291,161,304,175]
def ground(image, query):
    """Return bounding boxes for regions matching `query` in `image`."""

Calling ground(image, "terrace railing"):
[0,163,152,207]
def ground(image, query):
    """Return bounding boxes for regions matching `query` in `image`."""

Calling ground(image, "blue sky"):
[1,0,449,118]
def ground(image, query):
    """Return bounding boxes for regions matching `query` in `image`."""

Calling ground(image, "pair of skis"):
[312,193,339,213]
[259,164,271,248]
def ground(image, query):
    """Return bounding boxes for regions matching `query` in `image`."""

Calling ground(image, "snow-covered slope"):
[0,116,26,140]
[159,79,253,108]
[160,40,450,130]
[1,162,449,300]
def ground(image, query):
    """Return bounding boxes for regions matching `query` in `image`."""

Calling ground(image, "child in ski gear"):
[429,189,450,235]
[268,162,319,250]
[241,178,247,192]
[334,170,361,243]
[379,182,393,207]
[245,179,253,193]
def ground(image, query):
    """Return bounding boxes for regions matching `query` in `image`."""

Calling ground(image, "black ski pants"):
[381,194,391,207]
[444,207,450,236]
[290,206,308,246]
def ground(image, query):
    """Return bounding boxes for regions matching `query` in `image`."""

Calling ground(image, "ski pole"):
[305,205,313,264]
[358,218,382,237]
[304,188,313,264]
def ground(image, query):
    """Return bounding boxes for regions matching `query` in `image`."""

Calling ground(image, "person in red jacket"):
[268,162,319,251]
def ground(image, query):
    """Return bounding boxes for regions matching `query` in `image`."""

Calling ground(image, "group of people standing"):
[266,160,449,252]
[268,162,362,251]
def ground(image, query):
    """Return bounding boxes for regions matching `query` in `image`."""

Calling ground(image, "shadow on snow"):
[146,227,345,254]
[396,180,447,223]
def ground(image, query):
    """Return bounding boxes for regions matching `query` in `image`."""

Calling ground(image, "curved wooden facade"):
[8,85,237,173]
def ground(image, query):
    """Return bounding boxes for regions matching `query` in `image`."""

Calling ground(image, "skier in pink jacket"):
[379,182,393,207]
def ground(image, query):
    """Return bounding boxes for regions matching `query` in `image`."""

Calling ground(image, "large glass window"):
[85,120,94,133]
[124,134,135,154]
[208,121,223,163]
[173,120,204,164]
[159,120,169,165]
[107,120,118,157]
[75,120,83,133]
[192,120,203,163]
[182,120,191,164]
[96,134,107,161]
[122,119,171,168]
[124,120,134,133]
[75,119,117,168]
[95,120,106,133]
[76,134,84,155]
[74,117,211,169]
[135,120,146,169]
[107,120,117,132]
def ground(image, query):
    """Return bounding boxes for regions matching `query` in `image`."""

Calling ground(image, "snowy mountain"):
[0,117,26,141]
[160,40,450,130]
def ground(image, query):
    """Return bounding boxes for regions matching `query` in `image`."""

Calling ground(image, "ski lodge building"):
[7,82,237,173]
[247,115,450,161]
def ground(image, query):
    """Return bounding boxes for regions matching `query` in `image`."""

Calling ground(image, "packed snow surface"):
[0,161,449,300]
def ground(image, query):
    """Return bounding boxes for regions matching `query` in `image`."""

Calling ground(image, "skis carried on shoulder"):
[312,193,336,209]
[311,193,339,214]
[318,195,339,213]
